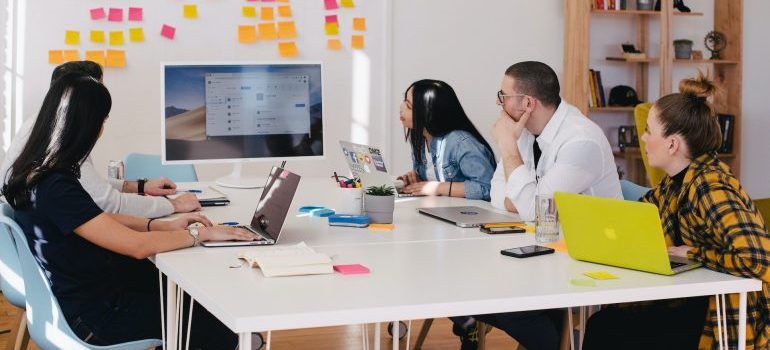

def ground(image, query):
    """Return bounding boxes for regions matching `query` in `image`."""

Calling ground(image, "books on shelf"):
[594,0,628,10]
[239,242,334,277]
[588,69,607,108]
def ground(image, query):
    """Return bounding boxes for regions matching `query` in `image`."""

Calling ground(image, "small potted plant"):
[673,39,694,59]
[364,185,395,224]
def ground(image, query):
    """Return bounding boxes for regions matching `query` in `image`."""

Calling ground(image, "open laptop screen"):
[250,166,301,241]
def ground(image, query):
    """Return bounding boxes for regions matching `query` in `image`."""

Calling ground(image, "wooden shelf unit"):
[564,0,743,185]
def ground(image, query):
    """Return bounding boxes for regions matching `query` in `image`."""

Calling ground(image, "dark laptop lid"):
[250,166,301,241]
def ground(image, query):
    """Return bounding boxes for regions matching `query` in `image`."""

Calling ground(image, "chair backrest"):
[634,103,666,187]
[123,153,198,182]
[0,204,26,309]
[620,179,651,202]
[754,198,770,228]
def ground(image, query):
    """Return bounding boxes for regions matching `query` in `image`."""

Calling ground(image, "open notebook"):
[239,242,333,277]
[168,186,230,206]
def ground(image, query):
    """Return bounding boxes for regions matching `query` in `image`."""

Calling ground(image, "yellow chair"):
[754,198,770,227]
[634,103,666,187]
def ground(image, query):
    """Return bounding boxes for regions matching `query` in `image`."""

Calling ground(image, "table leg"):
[579,306,586,350]
[739,292,747,350]
[159,272,166,350]
[392,321,399,350]
[567,307,575,350]
[239,332,252,350]
[166,279,179,350]
[374,323,381,350]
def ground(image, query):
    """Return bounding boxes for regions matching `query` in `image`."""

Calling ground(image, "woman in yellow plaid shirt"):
[583,73,770,350]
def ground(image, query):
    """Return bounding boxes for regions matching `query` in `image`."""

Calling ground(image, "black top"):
[15,171,147,319]
[667,166,689,246]
[533,136,543,170]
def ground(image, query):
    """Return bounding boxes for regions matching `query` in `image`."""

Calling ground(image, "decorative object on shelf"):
[705,31,727,60]
[620,43,647,60]
[655,0,691,12]
[363,185,395,224]
[637,0,654,11]
[608,85,642,107]
[618,125,640,151]
[673,39,693,59]
[717,114,735,154]
[692,50,703,60]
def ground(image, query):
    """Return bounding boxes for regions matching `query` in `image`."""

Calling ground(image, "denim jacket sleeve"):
[448,133,495,201]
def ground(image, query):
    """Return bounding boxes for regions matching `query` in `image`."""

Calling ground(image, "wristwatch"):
[137,178,148,195]
[188,226,201,247]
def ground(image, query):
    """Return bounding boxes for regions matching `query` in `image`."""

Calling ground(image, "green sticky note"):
[570,278,597,287]
[584,271,619,280]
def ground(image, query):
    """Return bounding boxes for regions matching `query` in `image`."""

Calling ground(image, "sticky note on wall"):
[183,4,198,19]
[65,31,80,45]
[258,23,278,40]
[327,39,342,51]
[242,6,257,18]
[90,30,105,43]
[353,17,366,31]
[277,21,296,39]
[128,7,143,21]
[278,42,298,58]
[108,8,123,22]
[325,15,338,24]
[324,0,339,10]
[261,7,275,21]
[85,50,106,66]
[109,31,125,46]
[161,25,176,39]
[277,6,292,17]
[351,35,364,49]
[325,22,339,35]
[49,50,64,64]
[238,25,257,43]
[341,0,355,8]
[129,28,145,42]
[90,8,106,20]
[105,49,126,68]
[62,50,79,62]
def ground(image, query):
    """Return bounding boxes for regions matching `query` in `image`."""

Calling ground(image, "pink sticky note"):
[128,7,143,21]
[108,8,123,22]
[90,8,106,20]
[161,24,176,39]
[333,264,370,275]
[324,0,339,10]
[325,15,338,23]
[263,0,276,2]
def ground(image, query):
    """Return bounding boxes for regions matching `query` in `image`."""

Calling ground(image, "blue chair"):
[620,179,651,201]
[0,204,30,350]
[123,153,198,182]
[3,203,163,350]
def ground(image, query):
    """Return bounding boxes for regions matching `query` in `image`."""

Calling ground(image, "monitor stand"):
[215,163,265,189]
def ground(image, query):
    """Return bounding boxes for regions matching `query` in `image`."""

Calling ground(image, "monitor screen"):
[161,62,324,163]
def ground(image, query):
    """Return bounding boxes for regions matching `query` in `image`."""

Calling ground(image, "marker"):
[217,221,239,226]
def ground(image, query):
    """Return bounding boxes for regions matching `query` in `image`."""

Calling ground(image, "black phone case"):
[500,247,555,258]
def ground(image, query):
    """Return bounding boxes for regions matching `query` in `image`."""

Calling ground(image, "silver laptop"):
[418,206,523,228]
[202,167,300,247]
[339,140,412,197]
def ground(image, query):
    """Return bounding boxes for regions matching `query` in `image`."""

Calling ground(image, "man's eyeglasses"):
[497,90,526,104]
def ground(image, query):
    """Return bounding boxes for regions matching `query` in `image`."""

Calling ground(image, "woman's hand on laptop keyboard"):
[199,226,260,243]
[397,171,420,186]
[667,245,693,258]
[154,213,213,231]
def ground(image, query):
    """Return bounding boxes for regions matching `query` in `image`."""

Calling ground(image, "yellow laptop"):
[554,192,701,275]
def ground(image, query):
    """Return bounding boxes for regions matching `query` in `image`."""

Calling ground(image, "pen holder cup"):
[336,187,363,215]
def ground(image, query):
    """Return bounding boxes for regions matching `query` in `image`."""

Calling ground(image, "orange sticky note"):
[327,39,343,50]
[48,50,64,64]
[128,28,144,42]
[278,42,298,58]
[105,50,126,68]
[325,22,339,35]
[65,30,80,45]
[183,4,198,19]
[340,0,355,8]
[258,23,278,40]
[238,25,257,43]
[261,7,274,21]
[62,50,79,62]
[90,30,105,43]
[277,21,296,39]
[85,50,106,66]
[277,5,292,17]
[109,31,125,46]
[368,223,394,231]
[242,6,257,18]
[278,0,289,2]
[544,240,568,253]
[353,17,366,31]
[351,35,364,49]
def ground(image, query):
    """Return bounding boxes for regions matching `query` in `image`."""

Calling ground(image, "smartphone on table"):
[500,245,555,258]
[481,226,526,234]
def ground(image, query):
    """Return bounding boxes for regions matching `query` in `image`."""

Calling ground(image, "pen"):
[333,171,340,182]
[217,221,239,226]
[180,189,202,193]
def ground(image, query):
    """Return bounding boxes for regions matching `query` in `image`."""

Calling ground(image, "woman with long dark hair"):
[397,79,496,200]
[3,73,256,348]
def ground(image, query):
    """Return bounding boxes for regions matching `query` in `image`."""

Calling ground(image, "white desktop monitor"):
[161,62,324,188]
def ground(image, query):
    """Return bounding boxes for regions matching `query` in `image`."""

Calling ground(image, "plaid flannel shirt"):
[640,153,770,350]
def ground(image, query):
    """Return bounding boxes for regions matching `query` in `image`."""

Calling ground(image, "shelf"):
[591,9,703,16]
[589,107,636,113]
[606,57,656,63]
[673,59,739,65]
[614,148,735,159]
[606,58,739,65]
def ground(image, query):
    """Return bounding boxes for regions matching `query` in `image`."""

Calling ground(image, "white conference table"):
[155,180,761,350]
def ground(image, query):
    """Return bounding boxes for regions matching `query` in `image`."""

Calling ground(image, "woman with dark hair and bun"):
[583,73,770,350]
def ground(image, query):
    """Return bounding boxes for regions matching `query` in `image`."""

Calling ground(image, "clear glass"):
[535,195,559,243]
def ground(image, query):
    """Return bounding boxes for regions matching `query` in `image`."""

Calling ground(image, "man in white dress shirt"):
[0,61,200,218]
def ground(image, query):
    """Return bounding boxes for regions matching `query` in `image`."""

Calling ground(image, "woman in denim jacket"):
[397,79,496,201]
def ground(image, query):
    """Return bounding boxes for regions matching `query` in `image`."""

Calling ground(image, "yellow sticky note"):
[109,31,125,46]
[90,30,105,43]
[277,5,292,17]
[238,25,257,43]
[353,17,366,31]
[85,50,106,66]
[48,50,64,64]
[261,7,274,21]
[277,21,296,39]
[278,0,290,2]
[129,28,144,42]
[325,22,339,35]
[105,49,126,68]
[368,223,394,231]
[183,4,198,19]
[258,23,278,40]
[242,6,257,18]
[570,278,596,287]
[584,271,619,280]
[340,0,355,8]
[351,35,364,49]
[327,39,342,50]
[65,30,80,45]
[278,42,298,58]
[62,50,79,62]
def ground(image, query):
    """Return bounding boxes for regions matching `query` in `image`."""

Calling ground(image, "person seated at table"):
[582,73,770,350]
[0,60,201,218]
[2,73,258,348]
[397,79,496,200]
